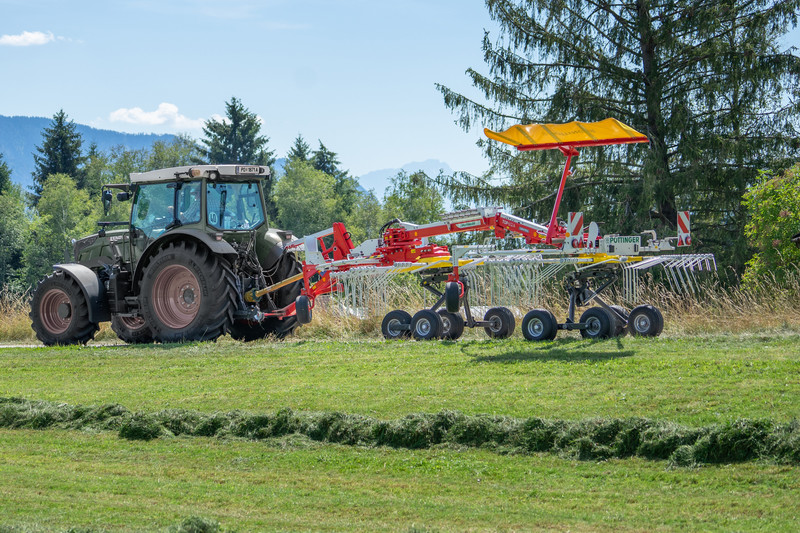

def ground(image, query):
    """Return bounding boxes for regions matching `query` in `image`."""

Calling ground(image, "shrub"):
[742,163,800,286]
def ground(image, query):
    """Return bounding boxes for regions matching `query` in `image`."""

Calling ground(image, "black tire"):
[445,281,461,313]
[381,310,413,340]
[579,306,615,339]
[295,295,312,325]
[140,240,237,343]
[437,309,465,340]
[483,307,515,339]
[609,305,629,337]
[111,315,153,344]
[627,304,664,337]
[30,271,98,346]
[230,252,304,341]
[411,309,443,340]
[522,309,558,341]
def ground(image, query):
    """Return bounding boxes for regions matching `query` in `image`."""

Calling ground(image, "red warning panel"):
[567,212,584,247]
[677,211,691,246]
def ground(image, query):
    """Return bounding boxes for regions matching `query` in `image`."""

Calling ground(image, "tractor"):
[30,165,305,346]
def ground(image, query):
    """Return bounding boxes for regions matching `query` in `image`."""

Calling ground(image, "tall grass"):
[2,267,799,343]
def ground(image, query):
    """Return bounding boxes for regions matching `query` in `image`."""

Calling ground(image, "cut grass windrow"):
[2,397,798,467]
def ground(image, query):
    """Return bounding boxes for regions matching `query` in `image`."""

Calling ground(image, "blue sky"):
[0,0,497,177]
[2,1,798,179]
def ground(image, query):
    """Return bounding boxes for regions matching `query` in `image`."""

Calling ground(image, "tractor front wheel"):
[30,271,98,346]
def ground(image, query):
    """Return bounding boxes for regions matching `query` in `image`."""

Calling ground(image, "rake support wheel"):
[483,307,515,339]
[437,309,465,340]
[522,309,558,341]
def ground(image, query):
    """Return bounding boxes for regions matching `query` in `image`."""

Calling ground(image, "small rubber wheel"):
[609,305,629,337]
[627,304,664,337]
[295,295,312,325]
[579,307,615,339]
[111,315,153,344]
[411,309,443,340]
[483,307,515,339]
[522,309,558,341]
[437,309,465,340]
[381,310,412,339]
[445,281,461,313]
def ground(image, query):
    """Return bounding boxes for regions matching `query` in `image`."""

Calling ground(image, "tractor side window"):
[131,183,173,238]
[177,182,202,224]
[206,181,265,230]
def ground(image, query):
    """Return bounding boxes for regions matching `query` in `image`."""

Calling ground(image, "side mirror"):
[117,192,131,201]
[102,189,113,215]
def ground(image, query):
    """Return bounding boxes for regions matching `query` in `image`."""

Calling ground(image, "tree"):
[197,97,275,167]
[31,110,86,201]
[287,134,311,162]
[0,184,29,288]
[0,153,11,195]
[273,160,338,237]
[80,142,110,198]
[383,171,445,225]
[437,0,800,274]
[312,141,362,219]
[148,134,198,170]
[23,174,99,284]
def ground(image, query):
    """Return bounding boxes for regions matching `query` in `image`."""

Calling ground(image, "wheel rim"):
[151,264,201,329]
[386,318,403,337]
[415,318,432,337]
[489,315,502,333]
[585,317,602,336]
[527,318,544,338]
[119,315,147,331]
[440,315,452,334]
[634,314,651,333]
[39,288,71,334]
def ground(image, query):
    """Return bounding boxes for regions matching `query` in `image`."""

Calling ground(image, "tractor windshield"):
[206,181,265,230]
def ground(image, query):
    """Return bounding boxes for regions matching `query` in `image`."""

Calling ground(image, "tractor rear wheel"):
[111,315,153,344]
[30,271,98,346]
[140,240,237,343]
[229,251,304,341]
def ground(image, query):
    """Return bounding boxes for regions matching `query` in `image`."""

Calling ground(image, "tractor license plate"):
[237,166,261,175]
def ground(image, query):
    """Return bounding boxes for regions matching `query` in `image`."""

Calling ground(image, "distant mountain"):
[357,159,455,198]
[0,115,456,198]
[0,115,175,190]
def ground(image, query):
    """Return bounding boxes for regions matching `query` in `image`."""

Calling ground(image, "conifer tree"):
[31,110,87,202]
[287,134,311,162]
[437,0,800,272]
[198,97,275,167]
[0,153,11,195]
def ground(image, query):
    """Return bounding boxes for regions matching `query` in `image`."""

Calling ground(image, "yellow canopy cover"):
[484,118,648,151]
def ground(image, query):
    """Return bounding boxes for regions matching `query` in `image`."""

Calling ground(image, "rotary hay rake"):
[266,118,716,341]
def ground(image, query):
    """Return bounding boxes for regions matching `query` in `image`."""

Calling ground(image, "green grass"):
[2,429,799,532]
[1,335,799,531]
[1,335,798,425]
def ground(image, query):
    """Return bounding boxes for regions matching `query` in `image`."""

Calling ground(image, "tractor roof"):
[130,165,270,184]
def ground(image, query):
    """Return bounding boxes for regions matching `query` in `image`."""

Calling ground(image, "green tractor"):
[29,165,306,345]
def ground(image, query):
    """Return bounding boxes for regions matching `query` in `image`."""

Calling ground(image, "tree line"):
[0,98,445,291]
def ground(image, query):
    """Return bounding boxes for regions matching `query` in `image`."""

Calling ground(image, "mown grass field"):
[1,334,799,532]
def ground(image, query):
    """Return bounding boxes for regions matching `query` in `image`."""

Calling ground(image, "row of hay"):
[2,398,798,467]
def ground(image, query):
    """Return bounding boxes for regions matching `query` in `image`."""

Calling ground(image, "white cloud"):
[109,103,206,130]
[0,31,56,47]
